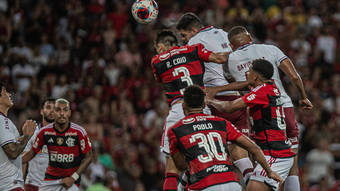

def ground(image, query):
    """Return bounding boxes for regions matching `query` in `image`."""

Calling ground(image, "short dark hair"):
[183,85,205,109]
[252,59,274,80]
[41,98,56,108]
[176,12,203,31]
[228,26,248,40]
[155,30,178,47]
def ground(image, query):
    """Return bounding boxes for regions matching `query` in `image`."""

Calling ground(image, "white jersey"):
[0,113,24,190]
[188,26,238,96]
[226,43,293,107]
[24,123,49,186]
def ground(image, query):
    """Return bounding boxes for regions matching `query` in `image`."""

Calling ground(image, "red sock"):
[163,172,179,191]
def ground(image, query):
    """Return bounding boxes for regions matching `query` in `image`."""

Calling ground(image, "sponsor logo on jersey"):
[65,132,77,136]
[66,137,75,147]
[206,165,229,173]
[45,131,56,135]
[196,115,214,121]
[50,152,74,163]
[182,117,195,124]
[48,138,54,143]
[56,137,64,145]
[33,138,39,149]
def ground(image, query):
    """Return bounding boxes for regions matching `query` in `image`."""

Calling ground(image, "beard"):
[43,115,54,123]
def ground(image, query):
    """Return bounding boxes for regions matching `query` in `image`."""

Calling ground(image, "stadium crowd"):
[0,0,339,190]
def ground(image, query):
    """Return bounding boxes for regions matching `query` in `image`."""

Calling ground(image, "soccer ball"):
[131,0,158,24]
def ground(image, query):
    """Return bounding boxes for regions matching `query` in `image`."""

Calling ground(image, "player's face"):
[41,101,55,123]
[54,102,71,125]
[178,29,196,44]
[0,87,13,108]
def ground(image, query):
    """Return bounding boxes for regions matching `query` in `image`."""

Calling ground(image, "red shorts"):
[284,107,299,147]
[211,95,250,136]
[24,184,39,191]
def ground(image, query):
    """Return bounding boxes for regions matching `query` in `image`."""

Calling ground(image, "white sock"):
[233,158,254,179]
[284,175,300,191]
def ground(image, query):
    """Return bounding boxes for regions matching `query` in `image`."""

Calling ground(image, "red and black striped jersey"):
[151,44,211,105]
[32,122,92,184]
[241,82,295,158]
[168,113,241,190]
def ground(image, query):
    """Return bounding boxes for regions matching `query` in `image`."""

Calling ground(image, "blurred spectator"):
[305,138,335,186]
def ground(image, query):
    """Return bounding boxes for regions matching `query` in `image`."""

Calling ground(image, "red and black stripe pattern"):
[151,44,211,105]
[242,82,295,158]
[32,122,92,184]
[168,113,241,190]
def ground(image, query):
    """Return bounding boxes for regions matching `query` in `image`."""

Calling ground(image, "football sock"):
[284,175,300,191]
[233,158,254,182]
[163,172,179,191]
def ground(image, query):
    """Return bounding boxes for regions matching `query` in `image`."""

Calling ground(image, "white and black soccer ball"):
[131,0,158,24]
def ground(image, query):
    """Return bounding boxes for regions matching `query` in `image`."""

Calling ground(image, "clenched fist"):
[22,120,37,137]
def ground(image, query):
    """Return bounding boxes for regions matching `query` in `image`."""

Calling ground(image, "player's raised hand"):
[268,170,283,185]
[22,120,37,137]
[299,98,313,110]
[62,177,75,188]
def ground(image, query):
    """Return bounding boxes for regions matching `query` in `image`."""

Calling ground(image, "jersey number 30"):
[189,132,227,163]
[172,67,193,95]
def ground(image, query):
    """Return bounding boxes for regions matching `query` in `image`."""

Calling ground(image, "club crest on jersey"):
[56,137,64,145]
[182,117,195,124]
[66,137,75,147]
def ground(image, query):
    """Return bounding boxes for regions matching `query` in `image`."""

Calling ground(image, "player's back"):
[227,44,293,107]
[188,26,238,96]
[151,44,208,105]
[168,113,240,190]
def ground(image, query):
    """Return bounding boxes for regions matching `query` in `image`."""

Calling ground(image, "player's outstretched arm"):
[208,52,230,64]
[279,58,313,110]
[205,81,249,99]
[206,97,247,113]
[235,135,283,184]
[2,120,36,160]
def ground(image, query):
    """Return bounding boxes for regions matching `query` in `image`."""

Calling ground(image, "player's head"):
[247,59,274,85]
[40,98,56,123]
[54,98,71,126]
[183,85,205,115]
[0,82,13,109]
[155,30,178,54]
[176,13,203,44]
[228,26,252,51]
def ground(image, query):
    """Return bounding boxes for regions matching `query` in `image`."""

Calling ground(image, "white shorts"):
[250,155,294,191]
[160,102,211,155]
[189,182,242,191]
[39,180,79,191]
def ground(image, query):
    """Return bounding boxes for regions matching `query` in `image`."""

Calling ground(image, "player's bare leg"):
[247,180,271,191]
[163,156,180,191]
[229,144,254,183]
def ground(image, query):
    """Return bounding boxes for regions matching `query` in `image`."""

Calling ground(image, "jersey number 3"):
[172,67,193,95]
[189,132,227,163]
